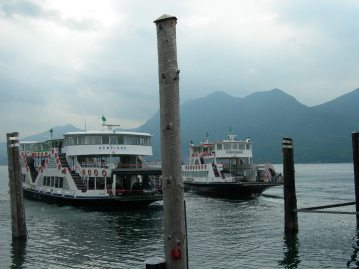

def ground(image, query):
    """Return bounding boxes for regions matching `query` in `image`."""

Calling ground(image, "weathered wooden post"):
[154,14,188,269]
[283,137,298,233]
[352,132,359,227]
[7,132,27,239]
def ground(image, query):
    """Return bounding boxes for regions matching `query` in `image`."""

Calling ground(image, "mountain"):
[137,88,359,163]
[20,124,81,141]
[313,88,359,121]
[1,89,358,165]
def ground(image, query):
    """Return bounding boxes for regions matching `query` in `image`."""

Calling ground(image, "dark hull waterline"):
[23,189,163,209]
[184,182,282,198]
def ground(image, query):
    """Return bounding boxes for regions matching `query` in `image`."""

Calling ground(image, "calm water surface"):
[1,163,359,268]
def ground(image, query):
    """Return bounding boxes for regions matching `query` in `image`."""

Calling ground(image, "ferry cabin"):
[183,135,256,182]
[19,131,161,205]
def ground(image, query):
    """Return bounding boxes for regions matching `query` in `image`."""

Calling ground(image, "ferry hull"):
[184,182,282,198]
[23,189,163,209]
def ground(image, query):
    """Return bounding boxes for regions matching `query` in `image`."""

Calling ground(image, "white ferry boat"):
[19,124,162,209]
[182,133,282,198]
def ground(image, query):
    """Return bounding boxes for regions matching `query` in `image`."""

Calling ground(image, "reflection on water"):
[279,232,300,269]
[11,239,27,269]
[347,231,359,268]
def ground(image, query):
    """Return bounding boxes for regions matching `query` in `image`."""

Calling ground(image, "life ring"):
[94,169,98,176]
[102,170,107,177]
[88,170,92,176]
[82,169,86,176]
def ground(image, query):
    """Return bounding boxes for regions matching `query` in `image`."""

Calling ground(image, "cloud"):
[0,0,43,18]
[0,0,359,141]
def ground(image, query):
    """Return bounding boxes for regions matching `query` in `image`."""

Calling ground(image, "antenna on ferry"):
[227,126,237,141]
[101,115,121,131]
[49,128,53,139]
[205,132,210,143]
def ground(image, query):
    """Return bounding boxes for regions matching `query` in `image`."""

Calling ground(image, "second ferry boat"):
[182,133,282,198]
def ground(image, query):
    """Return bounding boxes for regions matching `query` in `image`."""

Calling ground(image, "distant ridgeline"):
[1,88,359,165]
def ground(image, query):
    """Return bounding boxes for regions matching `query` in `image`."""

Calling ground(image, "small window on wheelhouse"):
[102,135,109,144]
[110,136,118,145]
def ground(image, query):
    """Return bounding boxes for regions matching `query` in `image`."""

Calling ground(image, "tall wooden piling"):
[283,137,298,233]
[352,132,359,227]
[7,132,27,239]
[154,15,187,269]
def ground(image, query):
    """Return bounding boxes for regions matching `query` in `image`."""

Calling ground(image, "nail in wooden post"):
[154,14,187,269]
[282,137,298,233]
[352,132,359,227]
[7,132,27,239]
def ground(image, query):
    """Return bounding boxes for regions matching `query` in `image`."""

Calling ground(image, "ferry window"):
[246,144,251,150]
[102,135,109,144]
[139,137,144,145]
[110,136,118,145]
[146,137,151,146]
[43,177,46,186]
[67,137,75,145]
[46,177,50,186]
[117,135,124,145]
[96,178,105,190]
[88,178,95,190]
[85,136,94,145]
[79,136,85,145]
[133,136,140,145]
[118,135,124,144]
[232,144,238,149]
[54,177,58,188]
[94,136,102,144]
[124,136,131,145]
[217,144,222,150]
[238,144,245,150]
[224,144,231,150]
[50,176,54,187]
[59,177,63,188]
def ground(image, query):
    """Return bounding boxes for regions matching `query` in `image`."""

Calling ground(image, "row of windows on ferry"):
[192,143,251,153]
[42,176,65,189]
[64,135,151,146]
[40,176,105,191]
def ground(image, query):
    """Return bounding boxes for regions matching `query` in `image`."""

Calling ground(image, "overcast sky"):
[1,0,358,141]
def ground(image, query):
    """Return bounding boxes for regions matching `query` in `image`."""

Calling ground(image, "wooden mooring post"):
[152,14,188,269]
[282,137,298,233]
[7,132,27,240]
[352,132,359,227]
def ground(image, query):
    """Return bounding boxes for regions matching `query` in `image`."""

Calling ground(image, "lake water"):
[1,163,359,269]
